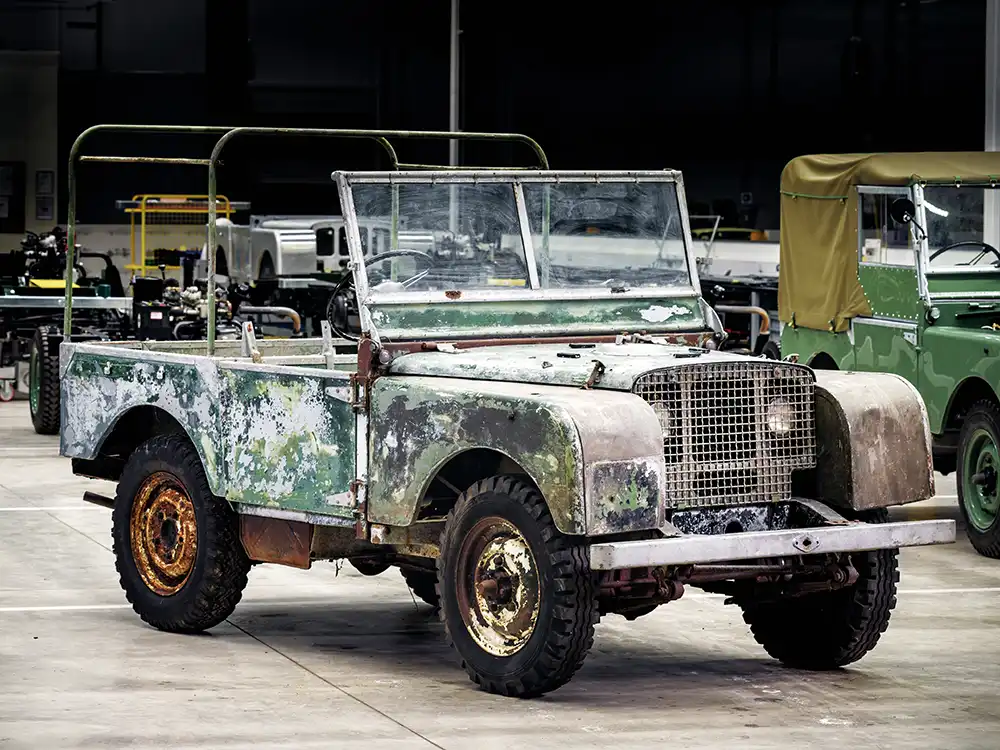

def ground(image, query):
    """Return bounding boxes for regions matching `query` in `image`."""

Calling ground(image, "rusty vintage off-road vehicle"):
[62,166,955,697]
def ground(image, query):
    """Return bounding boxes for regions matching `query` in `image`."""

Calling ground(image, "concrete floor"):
[1,404,998,750]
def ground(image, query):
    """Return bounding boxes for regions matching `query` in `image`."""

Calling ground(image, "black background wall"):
[0,0,987,229]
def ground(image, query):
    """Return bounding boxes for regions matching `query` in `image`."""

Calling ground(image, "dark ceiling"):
[0,0,988,227]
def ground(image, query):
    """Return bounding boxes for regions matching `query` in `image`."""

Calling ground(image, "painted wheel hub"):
[456,517,540,657]
[130,472,198,596]
[964,428,1000,532]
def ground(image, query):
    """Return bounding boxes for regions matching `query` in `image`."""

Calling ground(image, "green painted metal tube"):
[204,127,549,353]
[64,124,237,337]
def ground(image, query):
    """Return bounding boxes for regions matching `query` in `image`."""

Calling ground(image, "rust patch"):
[240,515,313,569]
[584,360,605,389]
[445,290,463,300]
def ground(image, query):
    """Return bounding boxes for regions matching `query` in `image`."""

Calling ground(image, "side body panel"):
[217,365,356,517]
[779,327,855,369]
[921,326,1000,434]
[852,264,922,389]
[60,343,356,520]
[851,317,920,387]
[367,375,665,535]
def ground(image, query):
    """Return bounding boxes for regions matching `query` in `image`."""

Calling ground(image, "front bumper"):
[588,518,956,570]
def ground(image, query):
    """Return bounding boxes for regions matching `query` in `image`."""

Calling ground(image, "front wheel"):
[739,509,899,669]
[437,475,598,697]
[957,401,1000,558]
[112,434,251,632]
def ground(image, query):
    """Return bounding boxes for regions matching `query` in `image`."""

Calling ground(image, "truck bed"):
[60,336,361,525]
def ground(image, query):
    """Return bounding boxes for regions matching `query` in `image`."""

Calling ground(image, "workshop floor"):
[1,404,998,750]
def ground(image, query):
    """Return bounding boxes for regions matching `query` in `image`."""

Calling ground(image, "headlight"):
[766,398,794,433]
[649,401,672,433]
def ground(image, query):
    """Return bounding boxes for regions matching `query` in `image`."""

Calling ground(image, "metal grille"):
[634,361,816,508]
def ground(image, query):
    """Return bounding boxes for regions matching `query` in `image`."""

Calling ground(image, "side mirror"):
[890,198,916,225]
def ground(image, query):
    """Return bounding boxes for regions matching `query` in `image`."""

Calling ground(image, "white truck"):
[207,215,395,284]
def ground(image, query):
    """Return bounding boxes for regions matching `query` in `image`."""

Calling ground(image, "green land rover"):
[779,152,1000,557]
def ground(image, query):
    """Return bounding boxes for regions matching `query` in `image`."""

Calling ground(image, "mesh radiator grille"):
[633,362,816,508]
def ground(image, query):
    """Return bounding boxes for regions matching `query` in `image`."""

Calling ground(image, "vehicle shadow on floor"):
[224,599,891,703]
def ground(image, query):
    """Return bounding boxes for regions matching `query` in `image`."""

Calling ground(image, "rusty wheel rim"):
[456,516,540,657]
[130,472,198,596]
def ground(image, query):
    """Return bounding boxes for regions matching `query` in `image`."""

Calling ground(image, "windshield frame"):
[915,181,1000,279]
[333,169,702,341]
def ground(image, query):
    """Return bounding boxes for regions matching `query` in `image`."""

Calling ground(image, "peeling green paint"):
[369,296,705,340]
[368,375,587,533]
[586,458,662,535]
[61,344,356,520]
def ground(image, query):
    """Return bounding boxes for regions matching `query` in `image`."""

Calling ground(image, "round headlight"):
[766,398,794,433]
[650,401,672,433]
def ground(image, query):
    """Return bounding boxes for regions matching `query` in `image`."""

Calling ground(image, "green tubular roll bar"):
[65,125,549,354]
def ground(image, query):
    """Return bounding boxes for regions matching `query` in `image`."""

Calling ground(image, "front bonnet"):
[386,342,790,391]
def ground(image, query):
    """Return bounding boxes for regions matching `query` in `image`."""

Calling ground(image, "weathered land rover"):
[62,168,955,697]
[778,152,1000,557]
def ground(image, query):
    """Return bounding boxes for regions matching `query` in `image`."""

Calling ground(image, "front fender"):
[368,376,665,535]
[811,370,934,510]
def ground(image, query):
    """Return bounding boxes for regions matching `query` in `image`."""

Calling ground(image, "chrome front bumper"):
[588,519,956,570]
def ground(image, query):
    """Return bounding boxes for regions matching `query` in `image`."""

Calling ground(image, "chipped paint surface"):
[218,367,355,516]
[639,304,690,323]
[368,296,705,340]
[368,376,586,533]
[369,374,667,535]
[586,457,662,535]
[60,342,355,519]
[61,345,224,486]
[389,342,773,392]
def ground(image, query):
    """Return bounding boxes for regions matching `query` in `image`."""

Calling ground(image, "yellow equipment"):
[118,194,236,273]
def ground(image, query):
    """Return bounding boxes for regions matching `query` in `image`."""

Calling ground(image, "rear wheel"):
[739,508,898,669]
[957,401,1000,558]
[760,340,781,360]
[29,326,60,434]
[438,475,598,697]
[401,569,439,608]
[112,434,250,632]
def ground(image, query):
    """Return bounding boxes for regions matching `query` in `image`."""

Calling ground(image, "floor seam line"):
[225,618,447,750]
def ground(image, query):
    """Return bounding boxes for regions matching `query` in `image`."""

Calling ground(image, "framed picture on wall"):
[35,170,55,196]
[36,196,54,221]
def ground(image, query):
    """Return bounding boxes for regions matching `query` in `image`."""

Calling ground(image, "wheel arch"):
[413,447,543,522]
[808,351,839,370]
[944,376,999,432]
[74,405,212,486]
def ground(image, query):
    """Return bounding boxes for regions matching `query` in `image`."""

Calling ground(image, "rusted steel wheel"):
[112,434,250,633]
[739,508,899,669]
[438,475,598,697]
[129,472,199,595]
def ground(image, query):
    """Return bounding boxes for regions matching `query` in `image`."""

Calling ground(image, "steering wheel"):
[929,240,1000,265]
[326,249,435,340]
